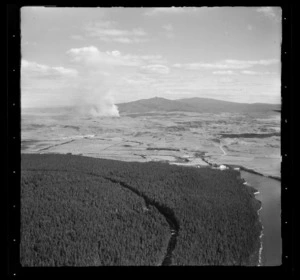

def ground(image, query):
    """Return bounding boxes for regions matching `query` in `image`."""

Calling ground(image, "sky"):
[21,6,282,109]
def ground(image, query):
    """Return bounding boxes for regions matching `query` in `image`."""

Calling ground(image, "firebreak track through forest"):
[101,175,180,266]
[24,168,180,266]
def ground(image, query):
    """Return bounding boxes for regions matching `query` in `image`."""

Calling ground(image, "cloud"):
[113,37,132,43]
[108,50,121,57]
[67,46,139,67]
[110,56,280,104]
[21,59,78,78]
[247,24,253,31]
[122,73,155,85]
[219,77,234,83]
[21,59,80,108]
[241,70,276,75]
[87,20,116,29]
[22,41,37,46]
[241,70,259,75]
[256,7,281,21]
[256,7,276,17]
[67,46,168,71]
[144,7,198,16]
[140,64,170,74]
[173,59,279,70]
[166,33,175,39]
[213,70,235,75]
[70,35,84,40]
[162,24,173,31]
[162,23,175,38]
[121,54,167,65]
[225,59,279,67]
[89,27,146,37]
[84,21,148,43]
[114,37,149,44]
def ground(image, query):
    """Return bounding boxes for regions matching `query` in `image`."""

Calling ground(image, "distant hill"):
[117,97,280,114]
[22,97,281,116]
[116,97,193,114]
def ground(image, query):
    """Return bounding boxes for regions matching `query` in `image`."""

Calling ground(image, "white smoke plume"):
[66,46,124,117]
[72,86,120,117]
[71,70,120,117]
[83,91,119,117]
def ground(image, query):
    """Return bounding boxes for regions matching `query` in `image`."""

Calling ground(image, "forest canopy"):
[21,153,261,266]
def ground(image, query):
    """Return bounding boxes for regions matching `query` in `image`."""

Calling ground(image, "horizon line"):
[21,96,281,109]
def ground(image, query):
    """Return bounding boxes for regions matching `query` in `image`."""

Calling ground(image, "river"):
[240,171,282,266]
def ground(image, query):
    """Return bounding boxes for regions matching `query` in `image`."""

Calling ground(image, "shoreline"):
[196,152,280,182]
[257,205,264,267]
[239,177,263,267]
[226,164,281,182]
[198,155,264,266]
[202,157,281,182]
[239,170,282,267]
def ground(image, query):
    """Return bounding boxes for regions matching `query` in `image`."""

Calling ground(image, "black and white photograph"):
[18,6,284,267]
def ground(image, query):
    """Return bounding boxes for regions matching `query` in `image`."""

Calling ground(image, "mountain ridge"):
[116,97,280,114]
[22,97,281,115]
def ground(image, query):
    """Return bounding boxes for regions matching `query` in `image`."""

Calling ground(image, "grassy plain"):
[22,110,281,177]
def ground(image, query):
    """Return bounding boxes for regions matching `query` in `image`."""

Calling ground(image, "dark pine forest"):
[21,154,261,266]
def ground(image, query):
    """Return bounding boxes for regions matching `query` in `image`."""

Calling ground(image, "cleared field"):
[22,110,281,177]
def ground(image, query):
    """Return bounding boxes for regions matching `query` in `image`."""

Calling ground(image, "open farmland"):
[22,108,281,178]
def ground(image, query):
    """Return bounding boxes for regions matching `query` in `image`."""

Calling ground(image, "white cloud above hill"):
[21,7,281,105]
[22,60,78,78]
[83,20,149,43]
[144,7,198,16]
[173,59,279,70]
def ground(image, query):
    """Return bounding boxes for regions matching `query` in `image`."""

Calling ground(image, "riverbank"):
[199,154,281,182]
[256,205,264,266]
[234,166,281,265]
[240,171,282,266]
[229,165,281,182]
[202,151,282,266]
[197,155,266,266]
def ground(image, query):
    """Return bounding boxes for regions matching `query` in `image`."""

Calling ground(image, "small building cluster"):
[219,165,228,170]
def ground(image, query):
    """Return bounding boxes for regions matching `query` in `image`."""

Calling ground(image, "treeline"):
[146,147,180,151]
[21,154,261,266]
[220,132,280,138]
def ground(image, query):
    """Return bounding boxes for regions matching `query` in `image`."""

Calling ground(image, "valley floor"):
[22,111,281,177]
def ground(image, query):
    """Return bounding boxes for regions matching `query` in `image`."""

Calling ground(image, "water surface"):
[241,171,281,266]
